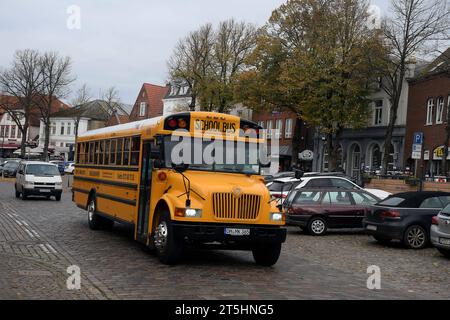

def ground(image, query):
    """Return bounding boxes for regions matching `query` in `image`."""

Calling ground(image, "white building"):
[38,100,111,160]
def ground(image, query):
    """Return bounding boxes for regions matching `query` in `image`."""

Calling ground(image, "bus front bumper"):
[172,222,287,247]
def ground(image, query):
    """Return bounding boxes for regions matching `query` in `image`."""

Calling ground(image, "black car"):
[364,191,450,249]
[2,161,20,178]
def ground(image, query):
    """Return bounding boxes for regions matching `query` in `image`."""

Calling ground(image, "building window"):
[5,125,9,138]
[275,119,282,139]
[0,125,4,137]
[60,122,65,135]
[426,98,434,125]
[51,122,56,135]
[139,102,146,117]
[17,129,21,139]
[373,100,383,125]
[266,120,273,139]
[285,119,293,139]
[436,97,444,124]
[11,126,16,138]
[67,122,72,135]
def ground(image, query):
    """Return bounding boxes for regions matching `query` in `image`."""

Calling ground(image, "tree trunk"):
[20,123,29,159]
[291,117,303,166]
[326,130,342,173]
[189,93,196,111]
[42,121,51,161]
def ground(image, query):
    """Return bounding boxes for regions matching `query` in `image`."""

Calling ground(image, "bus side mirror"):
[294,170,304,179]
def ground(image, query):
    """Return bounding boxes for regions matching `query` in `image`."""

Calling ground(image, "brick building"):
[253,110,314,171]
[129,83,169,121]
[404,48,450,178]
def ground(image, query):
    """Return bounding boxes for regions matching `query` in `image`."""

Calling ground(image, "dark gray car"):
[431,204,450,258]
[364,191,450,249]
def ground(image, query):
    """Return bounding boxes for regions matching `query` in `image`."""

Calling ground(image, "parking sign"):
[414,132,423,145]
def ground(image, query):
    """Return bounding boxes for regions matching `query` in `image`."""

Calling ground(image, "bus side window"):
[104,140,110,165]
[110,139,116,165]
[88,142,94,164]
[116,138,123,166]
[94,141,99,165]
[130,136,140,166]
[123,137,130,166]
[99,140,105,165]
[76,143,81,163]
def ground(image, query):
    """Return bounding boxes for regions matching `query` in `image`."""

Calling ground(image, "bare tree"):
[380,0,450,174]
[101,86,122,123]
[70,83,92,144]
[36,52,75,161]
[167,23,214,111]
[0,49,43,158]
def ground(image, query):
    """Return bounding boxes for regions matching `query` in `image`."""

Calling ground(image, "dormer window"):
[139,102,146,117]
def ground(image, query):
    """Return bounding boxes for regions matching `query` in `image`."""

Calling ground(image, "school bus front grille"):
[212,193,261,220]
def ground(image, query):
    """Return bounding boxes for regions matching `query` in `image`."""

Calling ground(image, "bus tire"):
[153,210,183,265]
[252,242,282,267]
[87,197,102,230]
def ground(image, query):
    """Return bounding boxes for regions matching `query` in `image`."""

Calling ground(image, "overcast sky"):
[0,0,390,104]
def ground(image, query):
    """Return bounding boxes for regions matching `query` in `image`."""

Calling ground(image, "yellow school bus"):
[72,112,286,265]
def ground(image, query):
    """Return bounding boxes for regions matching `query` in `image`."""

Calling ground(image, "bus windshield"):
[163,136,265,175]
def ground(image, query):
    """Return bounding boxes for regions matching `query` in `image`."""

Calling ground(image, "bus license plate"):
[439,238,450,245]
[224,228,250,236]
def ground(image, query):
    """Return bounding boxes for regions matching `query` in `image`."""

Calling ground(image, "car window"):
[323,191,352,205]
[351,192,378,205]
[378,197,405,207]
[305,178,332,188]
[420,197,444,209]
[439,196,450,207]
[268,181,292,192]
[294,191,322,205]
[331,178,356,189]
[442,203,450,214]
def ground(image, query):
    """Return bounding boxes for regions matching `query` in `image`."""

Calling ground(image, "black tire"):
[437,248,450,258]
[87,197,102,230]
[21,190,27,200]
[252,242,282,266]
[15,186,20,198]
[55,194,61,201]
[307,217,328,236]
[373,235,392,245]
[403,225,428,249]
[152,210,183,265]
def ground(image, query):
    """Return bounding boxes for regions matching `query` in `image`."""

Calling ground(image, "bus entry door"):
[137,141,152,242]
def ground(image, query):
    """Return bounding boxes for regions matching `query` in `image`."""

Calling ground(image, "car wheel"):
[15,186,20,198]
[308,217,327,236]
[252,242,282,266]
[153,210,183,265]
[55,194,61,201]
[87,197,102,230]
[437,248,450,258]
[21,190,27,200]
[403,225,428,249]
[373,235,392,245]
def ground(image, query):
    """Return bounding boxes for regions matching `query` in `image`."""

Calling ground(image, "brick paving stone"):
[0,180,448,299]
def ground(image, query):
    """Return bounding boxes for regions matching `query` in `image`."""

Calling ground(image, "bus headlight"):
[270,212,283,221]
[175,207,202,218]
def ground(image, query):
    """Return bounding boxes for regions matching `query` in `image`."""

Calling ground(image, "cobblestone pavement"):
[0,180,448,300]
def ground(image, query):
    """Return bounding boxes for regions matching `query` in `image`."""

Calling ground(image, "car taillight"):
[432,216,439,225]
[381,210,401,219]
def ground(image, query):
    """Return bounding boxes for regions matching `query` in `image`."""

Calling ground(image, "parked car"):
[2,160,20,178]
[64,162,75,174]
[267,175,390,201]
[431,203,450,258]
[364,191,450,249]
[49,160,65,175]
[285,188,380,235]
[15,161,63,201]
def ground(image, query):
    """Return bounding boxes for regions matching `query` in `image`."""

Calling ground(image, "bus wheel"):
[252,242,282,267]
[153,211,183,265]
[87,197,102,230]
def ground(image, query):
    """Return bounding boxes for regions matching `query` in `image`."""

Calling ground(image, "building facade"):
[312,62,427,179]
[253,110,314,171]
[404,48,450,178]
[129,83,169,121]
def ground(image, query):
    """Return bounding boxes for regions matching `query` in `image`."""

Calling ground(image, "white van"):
[15,161,63,201]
